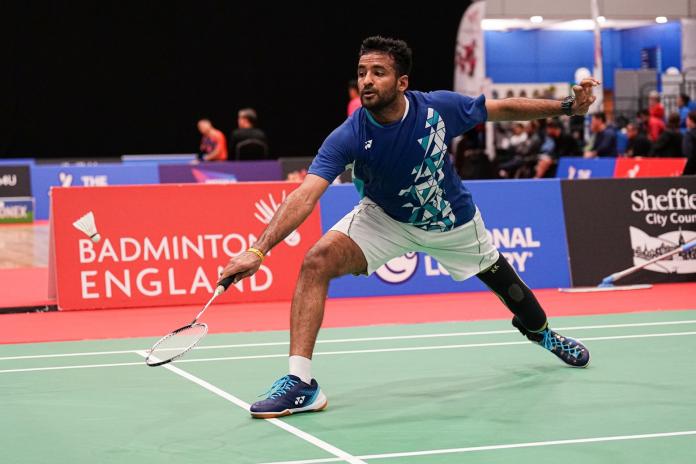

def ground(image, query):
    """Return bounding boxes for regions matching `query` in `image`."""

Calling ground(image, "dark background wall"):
[1,2,470,159]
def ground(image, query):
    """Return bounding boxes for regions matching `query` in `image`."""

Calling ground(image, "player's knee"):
[301,245,336,277]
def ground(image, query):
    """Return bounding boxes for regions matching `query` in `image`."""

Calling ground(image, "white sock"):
[289,355,312,384]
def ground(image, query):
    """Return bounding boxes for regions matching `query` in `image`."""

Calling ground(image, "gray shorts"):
[330,197,499,281]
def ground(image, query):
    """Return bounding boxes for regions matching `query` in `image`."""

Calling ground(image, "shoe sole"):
[250,392,328,419]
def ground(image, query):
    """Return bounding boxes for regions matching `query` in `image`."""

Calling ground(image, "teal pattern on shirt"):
[308,90,487,231]
[399,108,455,231]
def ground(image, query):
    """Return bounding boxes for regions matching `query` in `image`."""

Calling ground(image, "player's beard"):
[361,85,399,112]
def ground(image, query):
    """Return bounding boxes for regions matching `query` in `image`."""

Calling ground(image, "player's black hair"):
[359,36,413,77]
[348,79,358,91]
[680,93,691,105]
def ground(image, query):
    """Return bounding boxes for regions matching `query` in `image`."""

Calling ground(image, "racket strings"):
[147,324,208,365]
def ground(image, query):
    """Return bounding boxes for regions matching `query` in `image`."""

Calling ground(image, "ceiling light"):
[530,16,543,23]
[655,16,668,23]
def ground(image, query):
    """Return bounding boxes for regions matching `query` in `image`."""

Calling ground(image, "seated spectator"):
[197,118,228,161]
[498,121,539,178]
[625,122,652,157]
[535,119,581,178]
[230,108,269,160]
[683,111,696,175]
[347,80,361,116]
[637,109,665,142]
[584,112,617,158]
[651,113,683,157]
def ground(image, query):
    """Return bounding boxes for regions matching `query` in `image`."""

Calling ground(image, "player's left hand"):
[572,78,600,115]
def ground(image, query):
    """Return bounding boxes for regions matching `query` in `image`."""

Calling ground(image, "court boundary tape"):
[3,329,696,374]
[3,318,696,361]
[133,350,365,464]
[257,430,696,463]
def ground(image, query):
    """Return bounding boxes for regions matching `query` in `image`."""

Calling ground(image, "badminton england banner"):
[562,177,696,286]
[49,183,322,310]
[322,180,571,298]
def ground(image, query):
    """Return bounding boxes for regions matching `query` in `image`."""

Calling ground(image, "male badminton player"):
[220,36,597,418]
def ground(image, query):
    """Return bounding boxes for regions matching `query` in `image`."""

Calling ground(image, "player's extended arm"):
[218,174,329,283]
[486,78,599,122]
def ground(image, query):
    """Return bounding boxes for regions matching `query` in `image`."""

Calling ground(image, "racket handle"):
[215,273,241,295]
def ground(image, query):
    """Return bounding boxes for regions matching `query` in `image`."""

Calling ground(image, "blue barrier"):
[322,180,571,297]
[122,154,197,164]
[0,158,34,165]
[31,164,160,219]
[556,157,616,179]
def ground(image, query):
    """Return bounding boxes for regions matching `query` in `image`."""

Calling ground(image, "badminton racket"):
[145,273,238,366]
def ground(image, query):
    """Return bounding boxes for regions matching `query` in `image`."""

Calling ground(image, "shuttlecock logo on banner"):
[254,191,300,246]
[73,211,101,243]
[630,227,696,274]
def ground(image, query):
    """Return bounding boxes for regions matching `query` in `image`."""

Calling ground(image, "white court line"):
[2,330,696,374]
[0,361,143,373]
[258,430,696,464]
[133,351,365,464]
[170,330,696,364]
[2,319,696,361]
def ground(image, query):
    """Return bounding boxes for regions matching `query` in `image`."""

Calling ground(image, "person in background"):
[197,119,228,161]
[583,112,616,158]
[648,90,665,121]
[498,121,542,179]
[677,94,693,133]
[535,119,581,178]
[230,108,269,159]
[683,111,696,175]
[347,79,361,116]
[637,109,665,142]
[651,113,683,157]
[624,122,652,157]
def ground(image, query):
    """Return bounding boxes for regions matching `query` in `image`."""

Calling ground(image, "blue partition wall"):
[321,180,571,298]
[31,164,160,220]
[485,22,682,89]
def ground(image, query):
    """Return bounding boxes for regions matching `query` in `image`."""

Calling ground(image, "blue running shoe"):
[250,374,328,419]
[512,316,590,368]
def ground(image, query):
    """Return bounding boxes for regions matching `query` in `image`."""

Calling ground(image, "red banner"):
[50,183,322,310]
[614,158,686,178]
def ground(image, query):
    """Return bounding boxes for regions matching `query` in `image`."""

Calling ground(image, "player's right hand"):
[217,251,263,290]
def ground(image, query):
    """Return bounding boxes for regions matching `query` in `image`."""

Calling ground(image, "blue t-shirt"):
[308,90,487,232]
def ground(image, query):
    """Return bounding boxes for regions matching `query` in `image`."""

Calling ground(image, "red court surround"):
[1,283,694,344]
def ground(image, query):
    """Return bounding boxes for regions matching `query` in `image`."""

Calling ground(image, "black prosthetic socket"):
[476,254,548,333]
